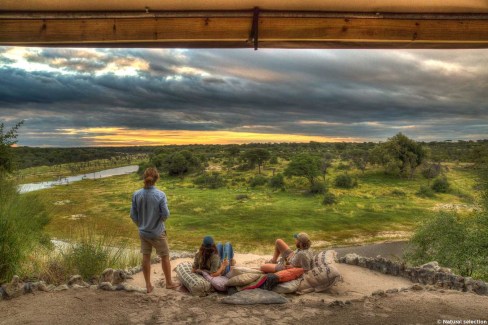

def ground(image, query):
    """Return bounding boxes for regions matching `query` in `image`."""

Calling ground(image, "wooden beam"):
[1,12,488,49]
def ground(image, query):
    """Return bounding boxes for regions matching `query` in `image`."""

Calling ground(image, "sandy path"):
[1,254,487,325]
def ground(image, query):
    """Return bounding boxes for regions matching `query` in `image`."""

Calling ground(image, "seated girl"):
[261,232,314,273]
[192,236,234,277]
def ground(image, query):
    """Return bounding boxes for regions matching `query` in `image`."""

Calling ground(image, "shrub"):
[249,175,267,187]
[416,185,436,198]
[390,188,406,197]
[235,194,249,200]
[61,227,129,281]
[432,177,450,193]
[0,177,51,283]
[268,173,285,190]
[405,212,488,279]
[421,163,442,179]
[193,172,226,189]
[334,174,357,189]
[336,163,351,171]
[309,181,326,194]
[269,156,278,164]
[322,192,337,205]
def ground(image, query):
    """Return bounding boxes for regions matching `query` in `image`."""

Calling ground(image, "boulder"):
[221,289,288,305]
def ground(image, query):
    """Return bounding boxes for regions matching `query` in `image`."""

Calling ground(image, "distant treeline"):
[13,139,488,169]
[13,146,152,169]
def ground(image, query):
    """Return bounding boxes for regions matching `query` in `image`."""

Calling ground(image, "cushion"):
[202,272,229,292]
[297,264,341,294]
[275,268,304,283]
[272,278,302,294]
[226,266,263,278]
[226,273,261,287]
[313,250,337,268]
[174,262,212,297]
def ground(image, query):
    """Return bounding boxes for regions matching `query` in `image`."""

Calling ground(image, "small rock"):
[100,269,114,283]
[328,300,345,307]
[99,282,115,291]
[411,284,424,291]
[112,270,130,285]
[71,284,85,289]
[54,284,69,292]
[89,285,98,290]
[421,261,440,272]
[372,290,386,297]
[344,253,360,265]
[68,275,85,287]
[385,288,398,294]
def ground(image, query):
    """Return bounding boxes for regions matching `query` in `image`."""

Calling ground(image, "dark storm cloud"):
[0,46,487,146]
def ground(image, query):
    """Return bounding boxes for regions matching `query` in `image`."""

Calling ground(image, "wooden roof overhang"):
[1,1,488,49]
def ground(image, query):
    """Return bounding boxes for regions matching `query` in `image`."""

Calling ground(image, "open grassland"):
[28,160,480,254]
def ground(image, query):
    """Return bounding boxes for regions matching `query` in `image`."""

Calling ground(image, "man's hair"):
[296,239,311,250]
[143,167,159,189]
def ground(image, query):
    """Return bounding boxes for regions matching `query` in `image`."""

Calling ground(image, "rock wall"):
[338,253,488,295]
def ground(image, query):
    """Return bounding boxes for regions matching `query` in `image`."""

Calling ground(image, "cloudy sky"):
[0,46,487,147]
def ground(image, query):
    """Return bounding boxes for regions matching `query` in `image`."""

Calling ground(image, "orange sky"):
[59,127,364,146]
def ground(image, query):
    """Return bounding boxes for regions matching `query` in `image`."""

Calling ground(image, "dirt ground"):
[1,254,487,325]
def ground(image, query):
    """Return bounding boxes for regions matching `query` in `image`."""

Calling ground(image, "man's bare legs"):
[161,255,178,289]
[142,254,154,293]
[261,239,291,273]
[271,239,291,263]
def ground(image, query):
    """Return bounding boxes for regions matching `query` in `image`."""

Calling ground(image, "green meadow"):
[29,159,479,254]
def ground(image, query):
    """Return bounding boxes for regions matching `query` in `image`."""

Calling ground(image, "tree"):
[349,149,369,174]
[0,120,24,173]
[161,150,201,177]
[320,155,332,182]
[243,148,271,174]
[285,154,321,188]
[371,133,427,178]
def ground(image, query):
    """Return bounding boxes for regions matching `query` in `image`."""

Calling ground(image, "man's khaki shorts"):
[140,232,170,257]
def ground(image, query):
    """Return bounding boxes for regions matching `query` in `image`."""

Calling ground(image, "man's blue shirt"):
[130,186,170,239]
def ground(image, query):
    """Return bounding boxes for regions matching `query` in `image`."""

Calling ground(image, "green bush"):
[421,163,442,179]
[336,163,351,171]
[0,177,51,283]
[416,185,436,198]
[268,173,285,190]
[322,192,337,205]
[405,212,488,280]
[193,172,226,189]
[334,174,357,189]
[61,227,130,281]
[249,175,267,187]
[309,181,326,195]
[431,177,450,193]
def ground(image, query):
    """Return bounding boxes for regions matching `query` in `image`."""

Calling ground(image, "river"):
[18,165,139,193]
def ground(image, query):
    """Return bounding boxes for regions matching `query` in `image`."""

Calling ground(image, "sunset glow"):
[58,128,363,146]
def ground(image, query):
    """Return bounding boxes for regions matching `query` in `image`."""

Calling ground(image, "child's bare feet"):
[147,284,155,294]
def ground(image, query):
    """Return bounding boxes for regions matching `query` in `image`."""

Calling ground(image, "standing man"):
[130,167,179,293]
